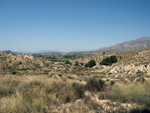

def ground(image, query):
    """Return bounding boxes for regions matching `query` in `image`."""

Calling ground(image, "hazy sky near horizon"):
[0,0,150,52]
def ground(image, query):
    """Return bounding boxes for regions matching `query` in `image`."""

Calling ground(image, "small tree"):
[100,55,117,66]
[65,60,72,65]
[85,60,96,68]
[74,61,79,66]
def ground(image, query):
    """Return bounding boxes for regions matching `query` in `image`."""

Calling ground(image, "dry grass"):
[111,81,150,107]
[0,75,56,113]
[0,75,95,113]
[0,74,150,113]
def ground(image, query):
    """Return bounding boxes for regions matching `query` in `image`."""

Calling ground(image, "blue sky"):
[0,0,150,52]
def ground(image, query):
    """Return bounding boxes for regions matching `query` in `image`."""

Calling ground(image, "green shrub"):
[12,71,17,75]
[110,81,115,85]
[85,63,89,67]
[80,63,84,66]
[85,60,96,68]
[136,70,144,76]
[74,61,79,66]
[65,60,72,65]
[100,55,117,66]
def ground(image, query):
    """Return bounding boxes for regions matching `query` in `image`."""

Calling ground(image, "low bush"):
[65,60,72,65]
[110,80,115,85]
[72,83,85,98]
[100,55,117,66]
[86,78,105,92]
[0,85,15,96]
[85,60,96,68]
[74,61,79,66]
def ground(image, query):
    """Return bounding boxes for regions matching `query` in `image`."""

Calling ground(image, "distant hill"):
[36,50,61,54]
[1,50,62,54]
[0,52,52,71]
[95,37,150,52]
[3,50,16,54]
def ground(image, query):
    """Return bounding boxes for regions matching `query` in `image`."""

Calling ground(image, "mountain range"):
[95,37,150,52]
[2,37,150,54]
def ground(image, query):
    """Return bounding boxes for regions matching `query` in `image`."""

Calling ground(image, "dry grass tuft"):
[111,81,150,107]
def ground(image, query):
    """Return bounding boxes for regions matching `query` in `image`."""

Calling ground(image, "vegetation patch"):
[65,60,72,65]
[111,81,150,107]
[85,77,105,92]
[100,55,117,66]
[9,68,29,71]
[85,60,96,68]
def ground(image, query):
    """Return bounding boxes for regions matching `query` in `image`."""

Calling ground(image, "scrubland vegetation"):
[0,75,105,113]
[85,59,96,68]
[1,48,150,112]
[0,74,150,113]
[100,55,117,66]
[111,81,150,107]
[33,53,92,62]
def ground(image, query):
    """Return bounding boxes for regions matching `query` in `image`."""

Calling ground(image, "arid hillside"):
[0,49,150,113]
[92,48,150,75]
[96,37,150,52]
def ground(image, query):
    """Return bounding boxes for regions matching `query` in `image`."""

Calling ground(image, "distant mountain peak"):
[3,50,14,53]
[136,37,150,41]
[96,37,150,52]
[36,50,61,54]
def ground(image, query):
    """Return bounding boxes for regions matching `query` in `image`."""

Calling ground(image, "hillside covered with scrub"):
[0,48,150,113]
